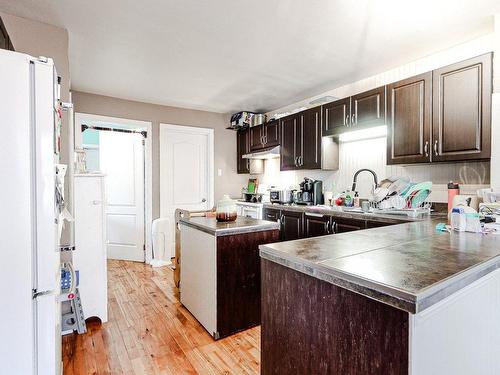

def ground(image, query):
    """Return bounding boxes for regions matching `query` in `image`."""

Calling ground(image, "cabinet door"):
[280,114,299,171]
[264,120,280,147]
[304,213,332,238]
[299,107,322,169]
[432,53,492,162]
[322,97,351,136]
[236,129,250,174]
[387,73,432,165]
[249,125,264,151]
[366,220,393,229]
[263,207,281,222]
[281,210,303,241]
[333,217,366,233]
[351,86,386,127]
[0,17,9,50]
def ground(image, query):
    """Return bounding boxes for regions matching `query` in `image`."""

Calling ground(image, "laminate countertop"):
[259,217,500,313]
[263,202,420,225]
[180,216,279,237]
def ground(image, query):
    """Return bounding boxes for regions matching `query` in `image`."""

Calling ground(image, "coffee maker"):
[295,178,324,205]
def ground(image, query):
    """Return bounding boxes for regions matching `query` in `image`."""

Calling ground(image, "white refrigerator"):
[0,49,61,374]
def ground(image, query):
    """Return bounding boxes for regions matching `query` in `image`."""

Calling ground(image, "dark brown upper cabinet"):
[0,17,14,51]
[280,107,322,171]
[249,120,280,151]
[322,97,350,136]
[299,107,322,169]
[432,53,492,162]
[265,119,280,148]
[280,114,300,171]
[249,125,264,151]
[321,86,386,136]
[350,86,386,127]
[236,128,250,174]
[387,72,432,165]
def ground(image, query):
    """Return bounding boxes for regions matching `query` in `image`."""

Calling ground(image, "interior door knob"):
[201,198,207,203]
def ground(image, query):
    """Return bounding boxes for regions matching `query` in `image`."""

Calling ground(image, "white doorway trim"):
[74,112,154,263]
[159,123,215,216]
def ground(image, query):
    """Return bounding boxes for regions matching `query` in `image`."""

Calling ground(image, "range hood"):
[242,146,280,160]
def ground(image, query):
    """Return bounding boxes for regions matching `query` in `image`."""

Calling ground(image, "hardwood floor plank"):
[63,260,260,374]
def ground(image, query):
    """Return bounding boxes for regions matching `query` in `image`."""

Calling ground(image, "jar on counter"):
[216,195,237,222]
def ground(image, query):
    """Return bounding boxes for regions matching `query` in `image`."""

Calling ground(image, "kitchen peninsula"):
[260,218,500,374]
[179,216,279,339]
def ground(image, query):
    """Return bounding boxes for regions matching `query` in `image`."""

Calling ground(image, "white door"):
[160,124,214,258]
[100,131,145,261]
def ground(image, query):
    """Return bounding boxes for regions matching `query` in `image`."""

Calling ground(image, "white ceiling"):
[1,0,499,113]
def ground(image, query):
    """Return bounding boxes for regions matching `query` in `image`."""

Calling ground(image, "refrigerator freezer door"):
[32,59,61,375]
[0,49,35,375]
[33,59,59,294]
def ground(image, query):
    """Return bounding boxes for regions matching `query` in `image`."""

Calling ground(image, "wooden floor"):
[62,260,261,374]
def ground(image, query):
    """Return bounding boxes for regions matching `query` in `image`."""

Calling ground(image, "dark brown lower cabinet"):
[216,229,280,339]
[334,217,366,233]
[280,210,303,241]
[261,260,409,375]
[304,212,332,237]
[366,220,392,229]
[263,207,281,222]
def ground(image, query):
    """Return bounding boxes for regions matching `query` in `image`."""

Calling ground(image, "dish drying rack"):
[369,200,432,218]
[368,179,433,218]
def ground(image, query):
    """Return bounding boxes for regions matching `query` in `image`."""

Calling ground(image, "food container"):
[230,111,255,129]
[216,195,237,222]
[251,114,266,127]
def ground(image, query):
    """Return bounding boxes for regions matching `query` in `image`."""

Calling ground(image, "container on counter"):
[216,195,237,222]
[448,181,460,213]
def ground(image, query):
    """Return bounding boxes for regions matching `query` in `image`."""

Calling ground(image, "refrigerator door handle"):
[32,289,56,299]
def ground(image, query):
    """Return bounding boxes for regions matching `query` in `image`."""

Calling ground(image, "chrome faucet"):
[351,169,378,192]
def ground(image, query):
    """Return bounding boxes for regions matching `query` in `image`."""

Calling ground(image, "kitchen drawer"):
[263,207,281,222]
[333,217,366,233]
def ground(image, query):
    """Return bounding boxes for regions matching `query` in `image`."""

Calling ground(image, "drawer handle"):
[305,212,324,218]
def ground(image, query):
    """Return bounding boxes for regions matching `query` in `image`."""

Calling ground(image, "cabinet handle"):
[434,140,439,156]
[351,113,356,125]
[424,141,429,157]
[294,156,298,167]
[326,221,331,234]
[298,156,303,166]
[305,212,324,218]
[346,115,350,127]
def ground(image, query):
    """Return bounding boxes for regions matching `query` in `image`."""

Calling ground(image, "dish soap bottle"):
[353,192,360,208]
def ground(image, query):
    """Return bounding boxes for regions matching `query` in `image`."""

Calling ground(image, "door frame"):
[74,112,153,263]
[159,123,215,217]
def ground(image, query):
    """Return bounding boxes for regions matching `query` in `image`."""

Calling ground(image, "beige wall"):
[72,91,247,219]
